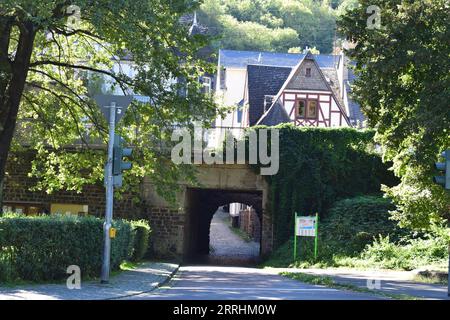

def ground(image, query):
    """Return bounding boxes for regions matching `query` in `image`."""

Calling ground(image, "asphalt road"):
[126,265,385,300]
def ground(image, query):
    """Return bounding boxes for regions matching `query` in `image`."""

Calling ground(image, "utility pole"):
[94,94,133,284]
[101,102,116,284]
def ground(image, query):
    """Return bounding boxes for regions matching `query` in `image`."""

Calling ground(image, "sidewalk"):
[0,262,179,300]
[268,267,449,300]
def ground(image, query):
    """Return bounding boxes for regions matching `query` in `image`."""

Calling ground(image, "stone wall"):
[139,206,185,257]
[260,213,273,257]
[239,208,261,242]
[3,154,274,259]
[3,151,140,217]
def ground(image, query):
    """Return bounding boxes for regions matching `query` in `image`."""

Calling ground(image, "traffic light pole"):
[101,102,116,284]
[433,149,450,296]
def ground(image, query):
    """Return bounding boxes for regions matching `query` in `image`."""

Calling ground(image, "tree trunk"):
[0,21,36,213]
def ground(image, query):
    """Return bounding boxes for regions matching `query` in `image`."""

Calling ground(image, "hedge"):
[130,220,151,262]
[0,214,147,282]
[245,124,398,247]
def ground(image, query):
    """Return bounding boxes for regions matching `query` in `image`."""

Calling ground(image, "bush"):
[263,195,407,268]
[263,210,449,271]
[0,214,134,282]
[321,196,404,255]
[130,220,151,261]
[361,231,449,270]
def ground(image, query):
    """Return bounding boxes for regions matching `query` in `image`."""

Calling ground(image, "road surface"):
[126,265,384,300]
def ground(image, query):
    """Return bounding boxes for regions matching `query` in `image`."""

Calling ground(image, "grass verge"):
[280,272,420,300]
[228,225,252,243]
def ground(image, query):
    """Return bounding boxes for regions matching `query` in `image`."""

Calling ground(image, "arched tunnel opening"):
[183,188,263,265]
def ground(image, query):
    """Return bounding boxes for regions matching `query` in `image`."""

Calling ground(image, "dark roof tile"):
[219,49,340,69]
[247,65,291,126]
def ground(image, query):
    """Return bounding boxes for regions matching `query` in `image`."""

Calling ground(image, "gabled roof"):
[219,49,340,69]
[188,12,207,36]
[256,100,290,126]
[247,64,292,126]
[345,67,365,125]
[269,52,351,126]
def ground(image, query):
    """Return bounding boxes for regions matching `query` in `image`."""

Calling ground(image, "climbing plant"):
[245,124,398,247]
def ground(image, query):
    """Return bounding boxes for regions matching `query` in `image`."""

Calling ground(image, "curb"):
[107,264,180,300]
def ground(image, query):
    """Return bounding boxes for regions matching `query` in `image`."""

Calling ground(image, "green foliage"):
[219,15,299,52]
[338,0,450,228]
[360,230,449,271]
[263,195,401,268]
[130,220,151,262]
[199,0,343,53]
[280,272,335,287]
[0,214,138,282]
[2,0,223,208]
[251,124,397,248]
[321,196,403,254]
[263,197,450,271]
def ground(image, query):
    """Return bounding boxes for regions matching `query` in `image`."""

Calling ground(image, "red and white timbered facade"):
[256,52,351,128]
[281,90,348,127]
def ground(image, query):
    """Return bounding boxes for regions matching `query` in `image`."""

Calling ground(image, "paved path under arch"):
[209,209,260,262]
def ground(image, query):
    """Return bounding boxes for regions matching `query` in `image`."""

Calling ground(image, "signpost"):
[293,212,319,261]
[94,95,133,284]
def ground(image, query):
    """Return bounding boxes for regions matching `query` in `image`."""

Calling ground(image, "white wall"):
[215,68,247,128]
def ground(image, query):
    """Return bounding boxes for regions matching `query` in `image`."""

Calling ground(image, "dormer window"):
[305,68,311,77]
[264,95,274,112]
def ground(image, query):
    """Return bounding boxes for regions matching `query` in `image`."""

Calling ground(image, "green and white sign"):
[296,216,317,237]
[293,212,319,261]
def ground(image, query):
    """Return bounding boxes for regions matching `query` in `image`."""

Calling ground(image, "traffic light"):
[112,134,133,176]
[433,149,450,190]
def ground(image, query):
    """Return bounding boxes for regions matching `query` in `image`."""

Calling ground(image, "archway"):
[183,188,263,264]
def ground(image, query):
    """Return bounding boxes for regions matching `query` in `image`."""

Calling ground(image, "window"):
[201,77,212,94]
[296,99,318,119]
[220,68,227,90]
[237,106,243,123]
[305,68,311,77]
[307,100,318,119]
[264,95,274,112]
[297,100,306,118]
[2,202,47,215]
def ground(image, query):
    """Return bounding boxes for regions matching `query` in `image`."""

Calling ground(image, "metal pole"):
[314,212,319,260]
[101,102,116,284]
[293,212,297,261]
[448,242,450,297]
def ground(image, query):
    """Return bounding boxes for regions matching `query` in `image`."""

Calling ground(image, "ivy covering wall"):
[248,124,398,248]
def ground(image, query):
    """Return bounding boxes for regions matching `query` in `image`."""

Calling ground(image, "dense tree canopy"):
[338,0,450,229]
[0,0,221,210]
[199,0,356,53]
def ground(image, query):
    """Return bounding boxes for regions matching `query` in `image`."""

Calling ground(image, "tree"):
[199,0,339,53]
[0,0,221,211]
[338,0,450,228]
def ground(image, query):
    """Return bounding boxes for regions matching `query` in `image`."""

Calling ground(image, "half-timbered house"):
[214,49,363,133]
[256,51,350,127]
